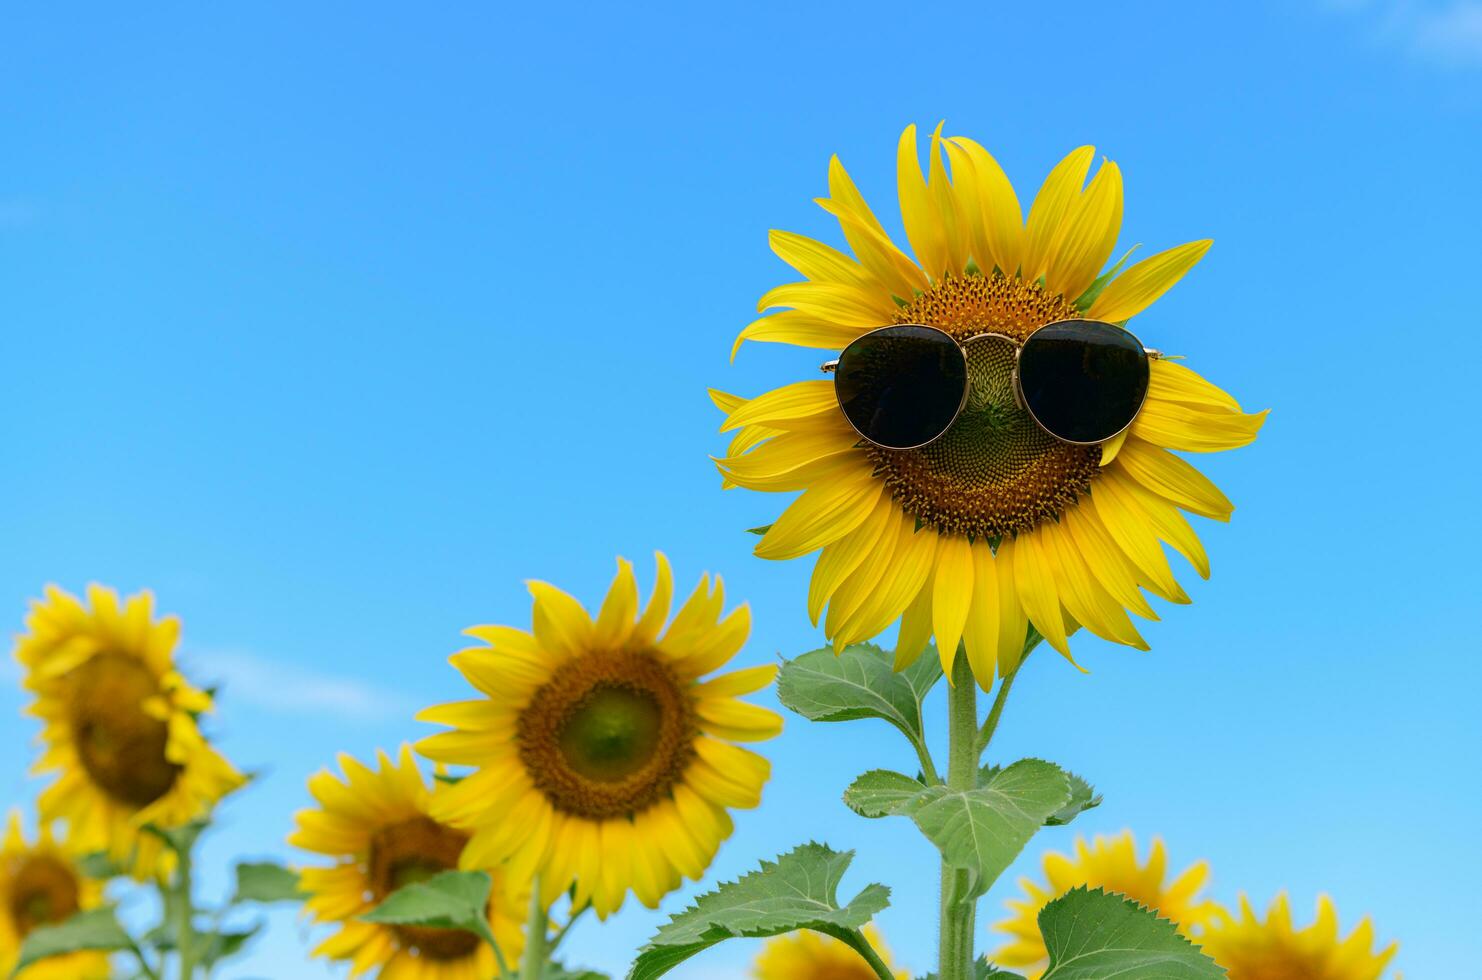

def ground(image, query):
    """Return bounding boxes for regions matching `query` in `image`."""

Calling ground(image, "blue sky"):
[3,1,1480,976]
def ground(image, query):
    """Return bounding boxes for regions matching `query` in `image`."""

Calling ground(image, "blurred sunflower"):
[14,585,244,879]
[1200,893,1398,980]
[0,812,110,980]
[753,924,907,980]
[417,552,781,918]
[714,124,1266,688]
[290,745,526,978]
[989,831,1218,978]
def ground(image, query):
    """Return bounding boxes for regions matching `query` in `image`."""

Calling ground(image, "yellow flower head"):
[0,812,110,980]
[13,585,245,879]
[1200,893,1398,980]
[715,124,1267,688]
[990,831,1218,978]
[289,745,527,979]
[753,924,908,980]
[416,552,782,919]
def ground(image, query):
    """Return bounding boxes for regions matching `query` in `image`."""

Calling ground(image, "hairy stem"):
[938,648,979,980]
[519,882,549,980]
[174,846,196,980]
[839,927,903,980]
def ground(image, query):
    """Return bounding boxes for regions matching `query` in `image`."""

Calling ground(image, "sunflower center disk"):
[8,856,81,938]
[871,274,1102,539]
[369,816,480,961]
[518,651,695,820]
[65,653,183,809]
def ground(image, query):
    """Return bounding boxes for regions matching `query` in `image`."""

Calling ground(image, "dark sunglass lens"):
[1018,320,1150,444]
[834,326,966,449]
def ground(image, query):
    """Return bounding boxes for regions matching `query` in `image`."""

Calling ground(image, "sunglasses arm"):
[820,359,839,374]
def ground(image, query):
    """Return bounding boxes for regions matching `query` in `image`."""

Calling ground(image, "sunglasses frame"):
[821,319,1162,450]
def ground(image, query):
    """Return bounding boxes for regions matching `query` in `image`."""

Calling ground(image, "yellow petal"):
[696,698,783,742]
[1089,480,1189,603]
[1041,519,1146,650]
[634,551,675,645]
[835,518,937,648]
[1131,400,1267,453]
[1147,358,1243,413]
[732,309,873,359]
[757,280,897,324]
[718,380,838,433]
[822,156,928,298]
[931,534,974,675]
[593,557,638,649]
[991,537,1031,676]
[896,123,946,277]
[1087,239,1212,322]
[1116,439,1234,521]
[1009,530,1071,658]
[755,467,884,561]
[961,539,1001,690]
[892,571,935,672]
[808,493,897,625]
[769,228,881,290]
[929,123,970,275]
[1062,503,1159,620]
[1104,469,1210,579]
[946,136,1024,276]
[1022,146,1094,283]
[693,663,778,698]
[1046,158,1123,303]
[528,581,593,659]
[1098,429,1128,466]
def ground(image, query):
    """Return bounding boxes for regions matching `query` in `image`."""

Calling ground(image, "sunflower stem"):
[838,926,902,980]
[938,647,978,980]
[173,843,197,980]
[519,881,549,980]
[977,635,1038,755]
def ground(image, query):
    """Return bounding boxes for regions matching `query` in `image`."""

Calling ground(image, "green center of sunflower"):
[65,653,183,809]
[368,816,481,961]
[869,273,1102,539]
[518,651,696,820]
[7,855,81,938]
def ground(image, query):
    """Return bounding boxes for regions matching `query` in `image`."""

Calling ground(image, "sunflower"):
[753,924,908,980]
[714,124,1267,688]
[14,585,245,879]
[416,552,781,919]
[290,745,527,978]
[989,831,1218,978]
[0,812,111,980]
[1199,893,1398,980]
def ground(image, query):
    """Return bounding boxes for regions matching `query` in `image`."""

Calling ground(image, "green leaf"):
[979,765,1100,828]
[917,958,1025,980]
[75,851,124,880]
[233,861,304,903]
[362,870,497,950]
[842,769,928,818]
[198,926,261,968]
[907,760,1070,899]
[11,907,134,975]
[140,820,207,855]
[776,643,942,749]
[1045,771,1101,827]
[545,965,611,980]
[1038,887,1224,979]
[627,843,889,980]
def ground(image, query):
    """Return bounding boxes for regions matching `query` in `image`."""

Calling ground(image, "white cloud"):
[189,649,421,723]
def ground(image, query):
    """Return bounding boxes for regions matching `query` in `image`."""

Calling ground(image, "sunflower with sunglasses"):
[714,124,1266,687]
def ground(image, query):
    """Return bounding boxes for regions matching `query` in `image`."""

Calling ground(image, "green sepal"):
[626,843,889,980]
[140,820,206,855]
[746,524,773,536]
[1072,244,1140,312]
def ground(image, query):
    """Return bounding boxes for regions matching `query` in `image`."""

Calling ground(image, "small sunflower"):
[416,552,781,918]
[14,585,245,879]
[753,924,908,980]
[0,812,110,980]
[714,124,1267,688]
[290,745,527,978]
[1199,893,1398,980]
[990,831,1218,978]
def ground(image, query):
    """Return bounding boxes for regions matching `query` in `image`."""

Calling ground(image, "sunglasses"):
[821,319,1160,450]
